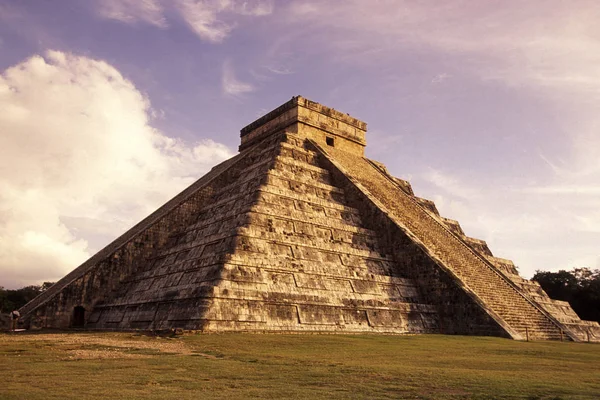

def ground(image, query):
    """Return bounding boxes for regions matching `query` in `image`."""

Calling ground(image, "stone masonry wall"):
[240,96,366,156]
[202,133,437,332]
[85,132,441,332]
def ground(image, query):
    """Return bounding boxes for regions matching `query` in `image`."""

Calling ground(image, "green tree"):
[0,282,55,314]
[532,268,600,323]
[0,286,16,314]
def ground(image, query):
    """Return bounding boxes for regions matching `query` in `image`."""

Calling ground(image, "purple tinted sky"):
[1,0,599,288]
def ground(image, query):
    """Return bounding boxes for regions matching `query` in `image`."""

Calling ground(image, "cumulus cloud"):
[222,60,254,96]
[0,51,234,288]
[96,0,274,42]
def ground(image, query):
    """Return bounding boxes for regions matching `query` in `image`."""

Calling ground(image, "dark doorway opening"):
[73,306,85,328]
[326,136,335,147]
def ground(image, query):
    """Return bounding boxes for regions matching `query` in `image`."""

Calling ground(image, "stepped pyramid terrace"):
[20,96,600,342]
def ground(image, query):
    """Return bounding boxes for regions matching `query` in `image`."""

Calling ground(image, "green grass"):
[1,332,599,399]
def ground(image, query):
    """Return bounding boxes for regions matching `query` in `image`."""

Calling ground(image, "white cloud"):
[521,186,600,195]
[0,51,234,289]
[97,0,167,28]
[95,0,274,42]
[431,73,450,84]
[173,0,274,42]
[422,169,482,200]
[264,65,295,75]
[289,2,318,16]
[222,60,254,96]
[280,1,600,100]
[235,0,273,16]
[174,0,233,42]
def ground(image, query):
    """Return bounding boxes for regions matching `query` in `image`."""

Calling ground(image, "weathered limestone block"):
[463,237,493,256]
[440,217,465,236]
[414,197,440,215]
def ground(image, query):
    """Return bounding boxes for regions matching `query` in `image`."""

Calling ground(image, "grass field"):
[1,332,599,399]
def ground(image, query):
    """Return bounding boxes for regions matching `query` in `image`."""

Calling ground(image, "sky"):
[1,0,599,289]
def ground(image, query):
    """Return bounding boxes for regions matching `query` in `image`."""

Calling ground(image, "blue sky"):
[1,0,599,288]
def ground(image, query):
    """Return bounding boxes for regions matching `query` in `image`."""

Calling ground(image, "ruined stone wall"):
[240,96,366,156]
[295,100,365,156]
[239,105,298,151]
[295,122,363,156]
[31,186,221,328]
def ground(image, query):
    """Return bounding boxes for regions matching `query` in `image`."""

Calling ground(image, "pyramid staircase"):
[311,142,569,340]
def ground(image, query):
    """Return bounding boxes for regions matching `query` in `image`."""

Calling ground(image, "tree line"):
[0,282,54,313]
[532,267,600,323]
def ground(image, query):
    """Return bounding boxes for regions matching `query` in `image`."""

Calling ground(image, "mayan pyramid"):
[20,96,599,342]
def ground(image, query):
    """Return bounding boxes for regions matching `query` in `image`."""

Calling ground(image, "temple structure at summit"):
[20,96,600,341]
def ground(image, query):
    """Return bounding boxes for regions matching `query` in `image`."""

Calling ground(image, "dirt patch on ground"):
[0,332,195,360]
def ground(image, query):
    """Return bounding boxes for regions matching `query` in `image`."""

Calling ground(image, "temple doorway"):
[73,306,85,327]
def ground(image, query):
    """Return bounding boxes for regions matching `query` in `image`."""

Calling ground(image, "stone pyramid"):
[21,96,599,341]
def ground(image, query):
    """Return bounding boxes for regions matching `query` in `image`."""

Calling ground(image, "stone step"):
[212,281,426,305]
[221,261,416,285]
[226,254,407,280]
[234,234,393,262]
[274,155,333,180]
[246,209,377,238]
[257,185,360,218]
[237,225,386,255]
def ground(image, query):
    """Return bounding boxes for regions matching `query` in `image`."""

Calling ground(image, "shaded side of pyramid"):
[20,96,600,341]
